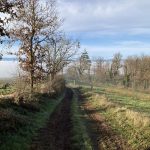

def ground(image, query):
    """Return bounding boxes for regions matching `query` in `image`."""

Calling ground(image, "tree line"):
[67,51,150,90]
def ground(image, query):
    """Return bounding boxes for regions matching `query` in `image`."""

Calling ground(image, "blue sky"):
[1,0,150,77]
[57,0,150,59]
[1,0,150,59]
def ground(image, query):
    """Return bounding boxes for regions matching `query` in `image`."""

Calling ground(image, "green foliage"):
[79,49,91,73]
[0,87,15,95]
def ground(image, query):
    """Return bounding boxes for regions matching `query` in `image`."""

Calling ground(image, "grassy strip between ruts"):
[71,89,92,150]
[0,93,65,150]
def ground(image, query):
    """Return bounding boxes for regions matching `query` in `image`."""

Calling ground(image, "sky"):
[57,0,150,59]
[0,61,18,78]
[1,0,150,77]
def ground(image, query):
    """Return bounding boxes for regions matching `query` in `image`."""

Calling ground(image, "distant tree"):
[123,63,131,88]
[78,49,92,88]
[95,57,105,82]
[140,56,150,89]
[124,55,150,89]
[110,53,122,84]
[79,49,91,75]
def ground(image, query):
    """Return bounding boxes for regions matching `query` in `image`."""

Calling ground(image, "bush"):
[51,75,66,95]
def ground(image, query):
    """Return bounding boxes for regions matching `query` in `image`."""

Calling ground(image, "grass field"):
[0,79,15,95]
[0,87,15,95]
[81,86,150,150]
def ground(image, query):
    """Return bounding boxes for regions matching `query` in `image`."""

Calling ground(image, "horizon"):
[1,0,150,78]
[1,0,150,58]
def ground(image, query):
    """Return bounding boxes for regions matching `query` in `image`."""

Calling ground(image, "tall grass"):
[85,89,150,150]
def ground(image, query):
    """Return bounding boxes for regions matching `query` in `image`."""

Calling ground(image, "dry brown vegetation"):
[79,87,150,150]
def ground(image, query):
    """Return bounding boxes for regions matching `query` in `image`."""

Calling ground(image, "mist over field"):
[0,61,18,78]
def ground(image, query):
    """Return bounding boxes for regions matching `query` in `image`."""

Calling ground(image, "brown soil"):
[30,88,73,150]
[79,91,132,150]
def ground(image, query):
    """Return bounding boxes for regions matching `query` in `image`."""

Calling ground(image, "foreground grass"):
[81,87,150,150]
[0,93,64,150]
[71,89,92,150]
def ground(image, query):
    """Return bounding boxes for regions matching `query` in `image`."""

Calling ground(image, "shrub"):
[51,75,66,95]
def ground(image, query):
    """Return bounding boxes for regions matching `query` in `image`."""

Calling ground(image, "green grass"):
[0,79,15,95]
[71,89,92,150]
[0,93,64,150]
[0,87,15,95]
[82,86,150,116]
[81,86,150,150]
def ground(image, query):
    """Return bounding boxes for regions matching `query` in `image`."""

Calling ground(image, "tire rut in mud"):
[30,88,73,150]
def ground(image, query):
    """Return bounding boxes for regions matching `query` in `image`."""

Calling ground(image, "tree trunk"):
[30,69,34,93]
[51,73,55,81]
[30,35,34,93]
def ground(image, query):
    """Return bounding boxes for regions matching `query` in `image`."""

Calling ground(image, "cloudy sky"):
[57,0,150,58]
[1,0,150,77]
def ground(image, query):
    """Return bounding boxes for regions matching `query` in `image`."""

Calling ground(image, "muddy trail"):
[30,88,73,150]
[78,90,132,150]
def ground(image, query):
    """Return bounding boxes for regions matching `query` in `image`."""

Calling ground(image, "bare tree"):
[10,0,61,92]
[95,57,105,83]
[43,34,79,81]
[110,53,122,84]
[124,55,150,89]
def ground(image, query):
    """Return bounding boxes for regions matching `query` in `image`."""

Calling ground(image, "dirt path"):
[30,88,73,150]
[79,91,132,150]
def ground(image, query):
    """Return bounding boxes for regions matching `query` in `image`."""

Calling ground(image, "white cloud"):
[81,41,150,59]
[58,0,150,35]
[114,40,150,47]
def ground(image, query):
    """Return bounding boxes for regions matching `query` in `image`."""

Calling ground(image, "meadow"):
[0,79,15,95]
[80,86,150,149]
